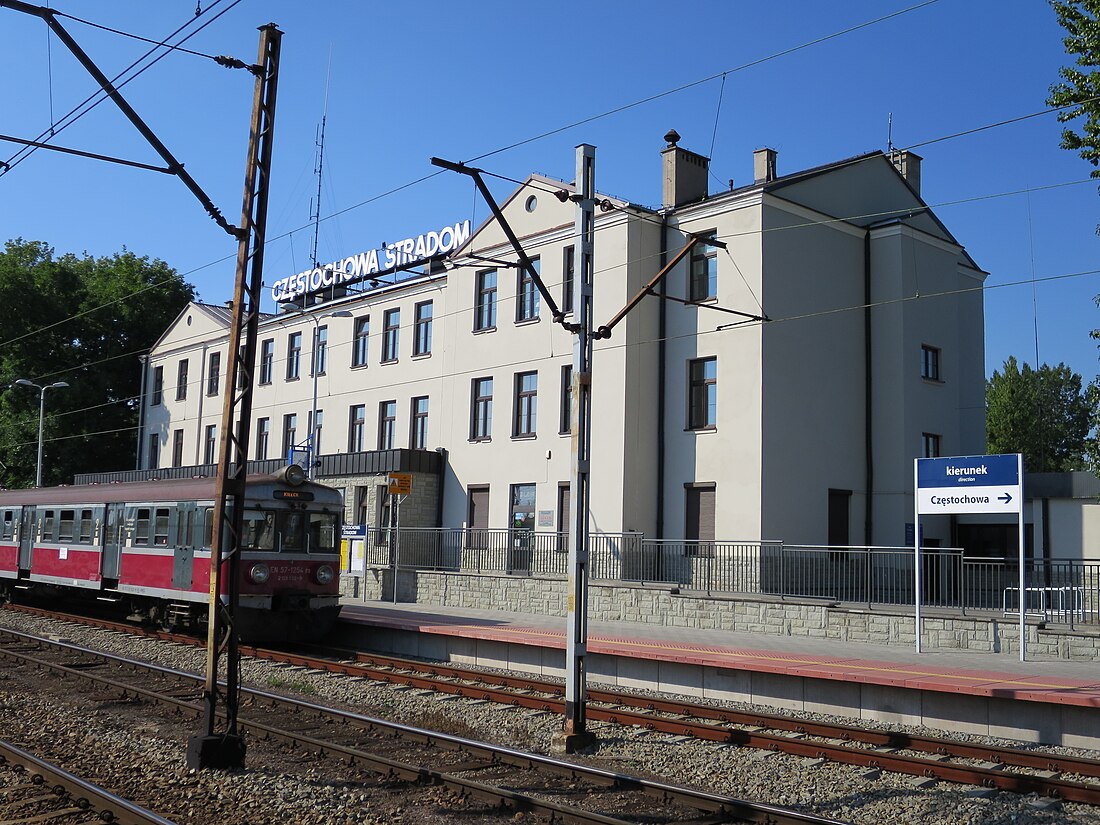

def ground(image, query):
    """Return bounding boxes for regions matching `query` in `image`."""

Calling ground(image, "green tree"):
[986,356,1093,472]
[1048,0,1100,216]
[0,239,194,487]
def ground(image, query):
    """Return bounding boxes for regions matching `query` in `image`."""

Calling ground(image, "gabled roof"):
[148,301,275,355]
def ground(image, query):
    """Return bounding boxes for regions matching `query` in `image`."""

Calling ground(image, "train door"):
[100,504,123,581]
[173,502,196,590]
[17,507,36,572]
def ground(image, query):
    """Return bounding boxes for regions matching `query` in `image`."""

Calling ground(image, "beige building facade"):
[135,135,988,549]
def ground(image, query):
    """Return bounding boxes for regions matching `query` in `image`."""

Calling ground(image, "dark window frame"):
[413,300,433,356]
[348,404,366,452]
[688,357,717,430]
[286,332,302,380]
[203,424,217,465]
[206,351,221,396]
[176,359,188,401]
[352,316,369,367]
[513,370,538,438]
[259,338,274,385]
[921,344,941,381]
[152,365,163,406]
[282,413,298,459]
[171,429,184,468]
[922,432,941,458]
[689,231,718,302]
[378,400,397,450]
[312,325,328,376]
[470,377,493,441]
[474,268,497,331]
[256,417,270,461]
[516,257,540,323]
[559,364,573,435]
[410,396,429,449]
[381,308,400,363]
[561,245,575,314]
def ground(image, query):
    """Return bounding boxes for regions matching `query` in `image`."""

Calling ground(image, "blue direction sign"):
[916,454,1021,515]
[341,524,367,539]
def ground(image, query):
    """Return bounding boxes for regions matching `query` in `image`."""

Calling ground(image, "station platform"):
[335,601,1100,750]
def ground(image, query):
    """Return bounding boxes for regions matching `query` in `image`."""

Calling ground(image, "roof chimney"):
[753,147,777,184]
[661,130,709,209]
[891,150,921,195]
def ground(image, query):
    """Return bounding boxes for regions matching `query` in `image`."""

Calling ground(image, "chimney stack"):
[753,147,777,184]
[891,150,921,195]
[661,130,710,209]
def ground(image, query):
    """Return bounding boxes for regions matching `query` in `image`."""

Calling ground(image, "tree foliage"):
[0,240,194,487]
[1048,1,1100,190]
[986,356,1093,472]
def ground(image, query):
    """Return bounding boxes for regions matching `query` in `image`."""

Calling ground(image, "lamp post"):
[15,379,69,487]
[287,307,351,477]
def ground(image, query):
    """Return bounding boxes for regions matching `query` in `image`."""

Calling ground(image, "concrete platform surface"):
[338,601,1100,710]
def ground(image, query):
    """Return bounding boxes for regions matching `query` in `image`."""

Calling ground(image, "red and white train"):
[0,466,343,642]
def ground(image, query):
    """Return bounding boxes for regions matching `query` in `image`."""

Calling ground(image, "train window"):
[242,511,275,550]
[59,510,75,542]
[202,508,214,548]
[279,512,306,553]
[309,513,338,553]
[42,510,55,542]
[154,508,170,546]
[78,510,93,543]
[135,509,151,545]
[1,511,12,541]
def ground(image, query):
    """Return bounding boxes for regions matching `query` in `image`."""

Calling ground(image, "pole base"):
[551,730,597,754]
[186,734,246,770]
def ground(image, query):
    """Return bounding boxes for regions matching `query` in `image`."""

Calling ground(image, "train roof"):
[0,473,342,507]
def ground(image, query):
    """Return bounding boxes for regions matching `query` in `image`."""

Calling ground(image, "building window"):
[176,359,188,401]
[921,344,941,381]
[172,429,184,468]
[510,483,535,531]
[689,231,718,302]
[207,351,221,396]
[413,301,433,356]
[204,424,217,465]
[557,484,571,552]
[256,417,270,460]
[475,269,497,331]
[467,486,490,548]
[922,432,941,458]
[471,377,493,441]
[381,309,399,362]
[309,409,323,455]
[378,401,397,450]
[152,366,163,406]
[349,405,365,452]
[282,413,297,460]
[312,326,328,376]
[688,357,717,430]
[410,396,429,449]
[559,364,573,434]
[147,433,160,469]
[286,332,302,380]
[562,246,575,314]
[352,316,369,367]
[259,338,274,384]
[517,257,540,322]
[513,371,537,437]
[685,483,716,546]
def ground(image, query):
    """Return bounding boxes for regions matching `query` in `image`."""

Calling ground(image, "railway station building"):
[133,134,988,553]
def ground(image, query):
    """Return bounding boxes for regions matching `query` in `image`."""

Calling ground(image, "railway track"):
[6,603,1099,806]
[0,623,841,825]
[0,736,177,825]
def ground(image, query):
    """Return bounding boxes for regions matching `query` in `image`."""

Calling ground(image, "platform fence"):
[354,528,1100,624]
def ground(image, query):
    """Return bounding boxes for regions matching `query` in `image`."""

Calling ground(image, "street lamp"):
[285,307,351,477]
[15,379,69,487]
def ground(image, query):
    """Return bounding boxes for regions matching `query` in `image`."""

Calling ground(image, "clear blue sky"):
[2,0,1097,383]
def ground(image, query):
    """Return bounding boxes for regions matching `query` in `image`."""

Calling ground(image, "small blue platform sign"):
[916,453,1021,515]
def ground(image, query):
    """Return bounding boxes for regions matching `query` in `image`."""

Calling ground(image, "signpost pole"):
[913,459,922,654]
[1018,452,1026,662]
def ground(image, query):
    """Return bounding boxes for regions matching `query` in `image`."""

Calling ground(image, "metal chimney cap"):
[664,129,681,147]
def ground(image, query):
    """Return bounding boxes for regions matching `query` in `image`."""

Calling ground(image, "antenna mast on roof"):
[887,112,894,154]
[309,49,333,270]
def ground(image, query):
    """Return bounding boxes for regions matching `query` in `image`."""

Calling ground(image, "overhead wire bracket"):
[431,156,568,327]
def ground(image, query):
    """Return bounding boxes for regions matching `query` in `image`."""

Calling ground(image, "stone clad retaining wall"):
[341,569,1100,661]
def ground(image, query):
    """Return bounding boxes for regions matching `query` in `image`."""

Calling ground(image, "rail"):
[350,528,1100,624]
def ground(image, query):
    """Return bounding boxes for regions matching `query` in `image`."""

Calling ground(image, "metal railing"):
[351,529,1100,624]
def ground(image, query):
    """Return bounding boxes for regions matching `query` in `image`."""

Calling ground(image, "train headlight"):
[314,564,334,585]
[249,563,271,584]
